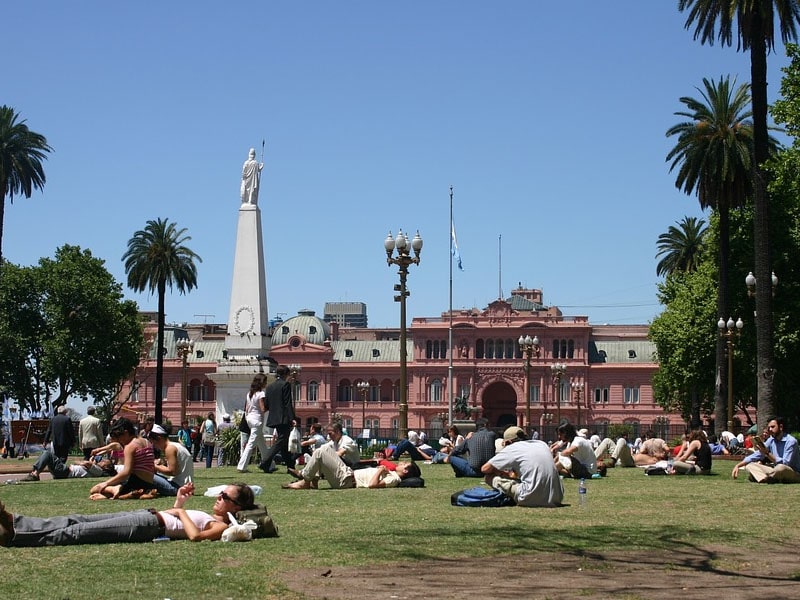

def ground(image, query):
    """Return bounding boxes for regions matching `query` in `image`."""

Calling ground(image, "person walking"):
[236,375,269,473]
[45,406,75,462]
[258,365,296,474]
[78,407,105,461]
[201,413,217,469]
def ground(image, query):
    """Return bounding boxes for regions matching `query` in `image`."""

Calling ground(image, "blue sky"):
[4,2,793,329]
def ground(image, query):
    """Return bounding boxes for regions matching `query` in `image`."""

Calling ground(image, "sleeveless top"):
[245,391,265,422]
[132,444,155,474]
[695,441,712,472]
[160,510,220,539]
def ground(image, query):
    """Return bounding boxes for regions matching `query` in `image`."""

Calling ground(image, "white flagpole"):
[448,186,454,427]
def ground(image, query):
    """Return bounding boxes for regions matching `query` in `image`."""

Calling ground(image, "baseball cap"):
[503,426,525,441]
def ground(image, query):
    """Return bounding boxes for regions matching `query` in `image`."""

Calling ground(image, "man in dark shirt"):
[45,406,76,462]
[446,417,496,477]
[258,365,296,473]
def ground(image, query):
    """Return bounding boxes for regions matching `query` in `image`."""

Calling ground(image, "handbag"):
[239,417,251,435]
[202,428,216,445]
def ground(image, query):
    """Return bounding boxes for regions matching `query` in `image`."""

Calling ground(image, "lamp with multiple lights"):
[718,317,743,432]
[551,362,567,425]
[518,334,541,432]
[176,338,195,424]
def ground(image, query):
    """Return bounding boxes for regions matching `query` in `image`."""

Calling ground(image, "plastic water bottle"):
[578,478,587,506]
[667,457,674,474]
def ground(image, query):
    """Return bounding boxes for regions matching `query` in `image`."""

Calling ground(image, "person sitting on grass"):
[593,433,635,468]
[88,418,158,500]
[481,426,564,508]
[551,422,599,479]
[732,417,800,483]
[634,430,670,466]
[0,482,254,547]
[672,429,712,475]
[21,449,116,481]
[283,444,420,489]
[149,424,194,496]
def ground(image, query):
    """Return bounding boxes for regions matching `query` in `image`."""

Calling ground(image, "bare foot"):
[282,479,312,490]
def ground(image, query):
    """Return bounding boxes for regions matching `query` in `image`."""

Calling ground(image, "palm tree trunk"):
[750,14,776,429]
[0,183,5,270]
[155,278,166,424]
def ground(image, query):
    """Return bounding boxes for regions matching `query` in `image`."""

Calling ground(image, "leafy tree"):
[666,75,761,432]
[679,0,800,430]
[655,216,708,277]
[0,246,143,413]
[122,218,201,424]
[0,106,52,269]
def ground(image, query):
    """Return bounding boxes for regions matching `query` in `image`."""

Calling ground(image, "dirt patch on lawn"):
[285,544,800,599]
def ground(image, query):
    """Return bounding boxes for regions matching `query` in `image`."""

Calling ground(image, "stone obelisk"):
[209,147,271,417]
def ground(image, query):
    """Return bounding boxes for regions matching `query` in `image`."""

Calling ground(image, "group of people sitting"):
[21,417,194,500]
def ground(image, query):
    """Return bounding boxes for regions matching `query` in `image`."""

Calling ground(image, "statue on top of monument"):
[240,147,264,205]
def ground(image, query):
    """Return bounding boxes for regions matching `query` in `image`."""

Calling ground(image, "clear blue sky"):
[4,2,792,329]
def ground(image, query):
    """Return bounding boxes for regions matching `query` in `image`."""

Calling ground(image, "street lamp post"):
[176,338,195,425]
[518,334,540,432]
[717,317,743,432]
[385,229,423,439]
[551,362,567,425]
[571,381,584,428]
[357,380,369,436]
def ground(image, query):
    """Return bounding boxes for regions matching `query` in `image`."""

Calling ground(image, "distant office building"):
[324,302,368,328]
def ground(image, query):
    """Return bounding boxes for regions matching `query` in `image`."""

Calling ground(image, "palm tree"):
[679,0,800,431]
[666,76,759,432]
[122,218,201,424]
[0,106,53,268]
[656,216,708,277]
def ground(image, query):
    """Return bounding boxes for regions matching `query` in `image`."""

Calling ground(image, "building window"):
[281,326,289,334]
[366,418,380,430]
[203,380,215,402]
[131,381,139,403]
[430,379,442,404]
[308,381,319,403]
[594,387,609,404]
[505,339,515,359]
[344,349,353,358]
[369,386,379,402]
[568,339,575,359]
[476,339,484,359]
[552,339,559,359]
[486,339,495,359]
[623,386,640,404]
[530,385,540,404]
[188,379,202,402]
[292,380,301,402]
[338,381,352,402]
[557,380,568,405]
[309,325,317,335]
[426,340,432,359]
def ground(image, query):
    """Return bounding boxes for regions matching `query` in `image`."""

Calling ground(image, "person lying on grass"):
[283,444,420,489]
[0,482,255,547]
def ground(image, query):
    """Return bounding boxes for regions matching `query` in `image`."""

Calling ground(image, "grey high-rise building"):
[324,302,368,328]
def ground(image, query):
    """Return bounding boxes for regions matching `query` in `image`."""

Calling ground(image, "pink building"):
[122,286,674,440]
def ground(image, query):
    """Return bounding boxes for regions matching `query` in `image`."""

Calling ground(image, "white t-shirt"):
[330,435,361,467]
[245,391,265,424]
[566,437,597,474]
[353,467,401,488]
[160,510,218,539]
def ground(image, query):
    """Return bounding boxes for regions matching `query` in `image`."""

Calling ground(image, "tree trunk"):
[750,18,776,429]
[714,206,731,435]
[155,278,166,424]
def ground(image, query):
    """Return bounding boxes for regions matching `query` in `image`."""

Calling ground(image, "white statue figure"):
[240,148,264,204]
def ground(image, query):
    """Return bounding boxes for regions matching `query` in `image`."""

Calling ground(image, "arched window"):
[505,339,515,359]
[308,381,319,403]
[188,378,203,402]
[567,339,575,359]
[486,339,495,359]
[426,340,433,359]
[476,339,484,359]
[430,379,442,404]
[202,380,215,402]
[338,380,352,402]
[441,340,447,360]
[560,339,567,359]
[552,339,559,358]
[291,380,301,402]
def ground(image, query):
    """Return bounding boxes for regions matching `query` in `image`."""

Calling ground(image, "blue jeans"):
[11,509,161,546]
[392,439,430,461]
[448,455,481,477]
[152,473,179,497]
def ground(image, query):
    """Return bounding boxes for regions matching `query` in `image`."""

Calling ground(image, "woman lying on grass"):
[0,482,255,547]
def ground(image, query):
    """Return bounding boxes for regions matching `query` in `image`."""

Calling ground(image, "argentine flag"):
[451,220,464,271]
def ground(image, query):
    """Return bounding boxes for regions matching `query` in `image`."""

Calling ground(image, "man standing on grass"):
[78,407,104,461]
[259,365,296,474]
[732,417,800,483]
[45,406,75,462]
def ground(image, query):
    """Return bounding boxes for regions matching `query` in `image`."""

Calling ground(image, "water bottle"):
[578,478,587,506]
[667,457,674,474]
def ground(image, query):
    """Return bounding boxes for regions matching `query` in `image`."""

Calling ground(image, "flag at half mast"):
[451,218,464,271]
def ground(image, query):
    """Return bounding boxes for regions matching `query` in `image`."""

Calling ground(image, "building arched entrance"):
[480,380,518,429]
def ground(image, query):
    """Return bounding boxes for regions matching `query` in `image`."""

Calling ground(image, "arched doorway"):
[480,380,518,429]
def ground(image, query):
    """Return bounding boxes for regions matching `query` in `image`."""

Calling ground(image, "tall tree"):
[679,0,800,429]
[0,106,52,268]
[666,75,759,432]
[656,216,708,277]
[122,218,201,424]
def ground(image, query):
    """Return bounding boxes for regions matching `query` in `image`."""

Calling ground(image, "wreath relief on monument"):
[234,305,255,335]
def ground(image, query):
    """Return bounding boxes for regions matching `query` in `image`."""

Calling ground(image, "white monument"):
[208,148,272,418]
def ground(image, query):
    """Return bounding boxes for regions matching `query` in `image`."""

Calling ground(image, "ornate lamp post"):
[745,271,778,299]
[385,229,423,438]
[518,334,540,432]
[717,317,743,432]
[176,337,194,425]
[571,381,584,427]
[357,380,369,436]
[288,364,302,403]
[551,362,567,425]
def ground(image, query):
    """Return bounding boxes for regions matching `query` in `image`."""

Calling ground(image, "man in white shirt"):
[79,406,105,461]
[552,422,598,479]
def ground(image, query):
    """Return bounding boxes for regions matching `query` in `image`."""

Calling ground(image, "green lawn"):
[0,461,795,599]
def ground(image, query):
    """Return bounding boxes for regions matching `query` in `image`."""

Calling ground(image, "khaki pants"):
[746,463,800,483]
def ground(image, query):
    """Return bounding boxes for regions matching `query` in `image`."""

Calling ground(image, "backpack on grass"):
[235,504,279,538]
[450,486,515,507]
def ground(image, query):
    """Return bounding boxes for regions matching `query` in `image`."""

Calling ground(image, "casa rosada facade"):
[122,287,672,439]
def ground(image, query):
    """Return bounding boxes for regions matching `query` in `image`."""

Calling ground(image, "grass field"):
[0,459,797,599]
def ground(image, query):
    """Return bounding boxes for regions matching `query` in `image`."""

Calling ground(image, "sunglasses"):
[217,490,242,506]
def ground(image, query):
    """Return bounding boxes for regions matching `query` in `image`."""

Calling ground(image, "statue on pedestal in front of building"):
[240,147,264,205]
